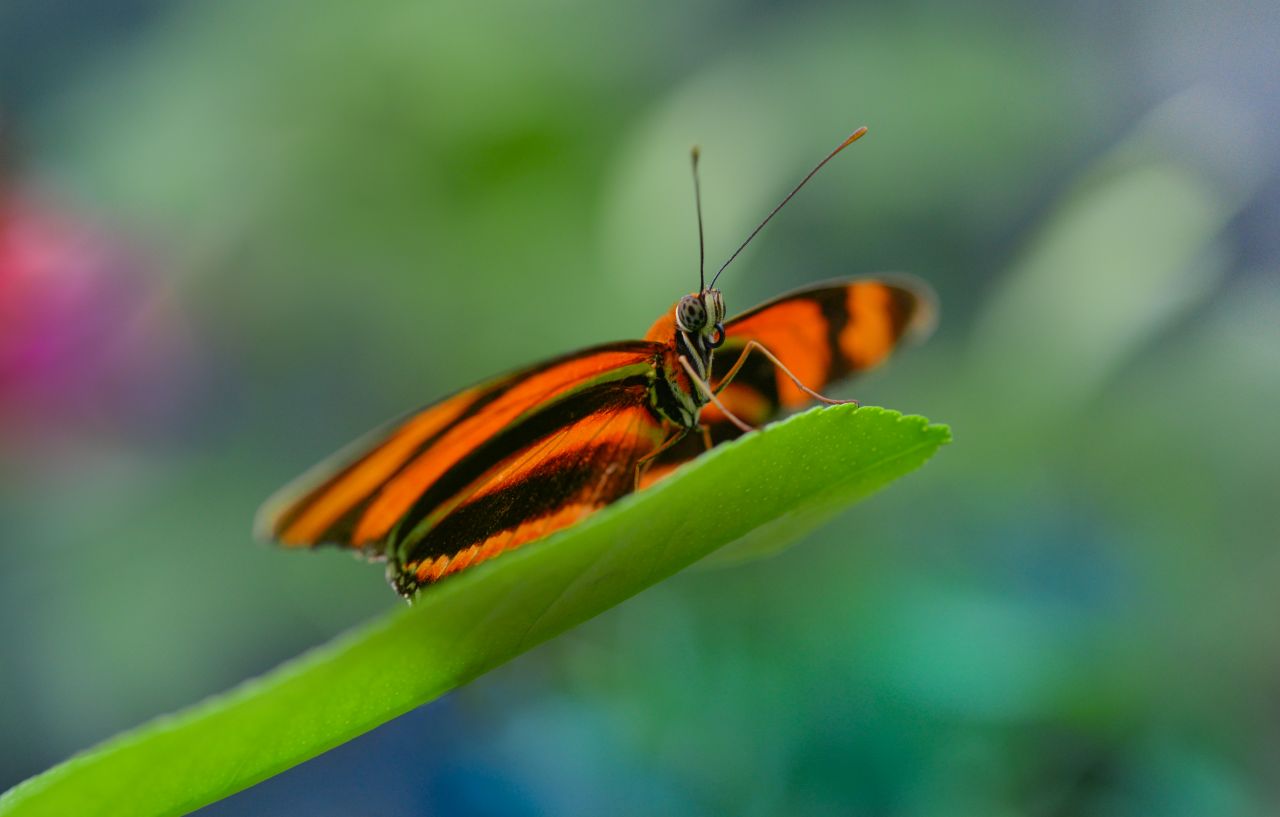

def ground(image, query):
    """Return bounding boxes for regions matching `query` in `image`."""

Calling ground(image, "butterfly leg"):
[634,427,690,489]
[637,428,689,467]
[679,355,756,433]
[715,340,859,406]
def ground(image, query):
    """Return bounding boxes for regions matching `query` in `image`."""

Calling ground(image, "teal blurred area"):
[2,0,1279,814]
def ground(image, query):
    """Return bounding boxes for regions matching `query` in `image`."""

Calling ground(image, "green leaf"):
[0,405,949,817]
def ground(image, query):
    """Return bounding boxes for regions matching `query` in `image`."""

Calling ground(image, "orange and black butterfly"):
[256,128,935,599]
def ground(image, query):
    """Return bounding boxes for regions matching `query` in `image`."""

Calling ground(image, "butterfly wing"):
[643,276,934,482]
[256,340,671,596]
[387,377,668,594]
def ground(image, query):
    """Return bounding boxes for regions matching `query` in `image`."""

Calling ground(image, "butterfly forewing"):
[256,341,666,569]
[257,383,490,548]
[719,277,933,405]
[644,277,934,482]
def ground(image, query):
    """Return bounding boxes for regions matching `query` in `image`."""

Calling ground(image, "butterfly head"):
[675,289,726,349]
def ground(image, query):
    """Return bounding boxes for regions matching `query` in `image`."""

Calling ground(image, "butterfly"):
[256,128,935,599]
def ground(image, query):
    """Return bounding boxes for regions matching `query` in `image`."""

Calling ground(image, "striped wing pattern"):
[256,341,669,596]
[391,380,666,593]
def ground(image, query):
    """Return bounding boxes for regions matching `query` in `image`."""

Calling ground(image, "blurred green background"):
[2,1,1278,814]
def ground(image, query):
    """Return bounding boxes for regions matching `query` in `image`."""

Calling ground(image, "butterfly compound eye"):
[675,295,707,333]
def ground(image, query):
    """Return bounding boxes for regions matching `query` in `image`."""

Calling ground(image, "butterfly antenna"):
[710,127,868,288]
[691,145,706,291]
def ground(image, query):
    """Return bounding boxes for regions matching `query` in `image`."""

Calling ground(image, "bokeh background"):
[3,1,1278,814]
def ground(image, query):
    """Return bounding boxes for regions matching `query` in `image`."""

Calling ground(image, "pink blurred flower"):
[0,182,195,443]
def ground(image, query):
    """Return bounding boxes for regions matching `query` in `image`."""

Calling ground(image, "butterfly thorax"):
[643,288,727,428]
